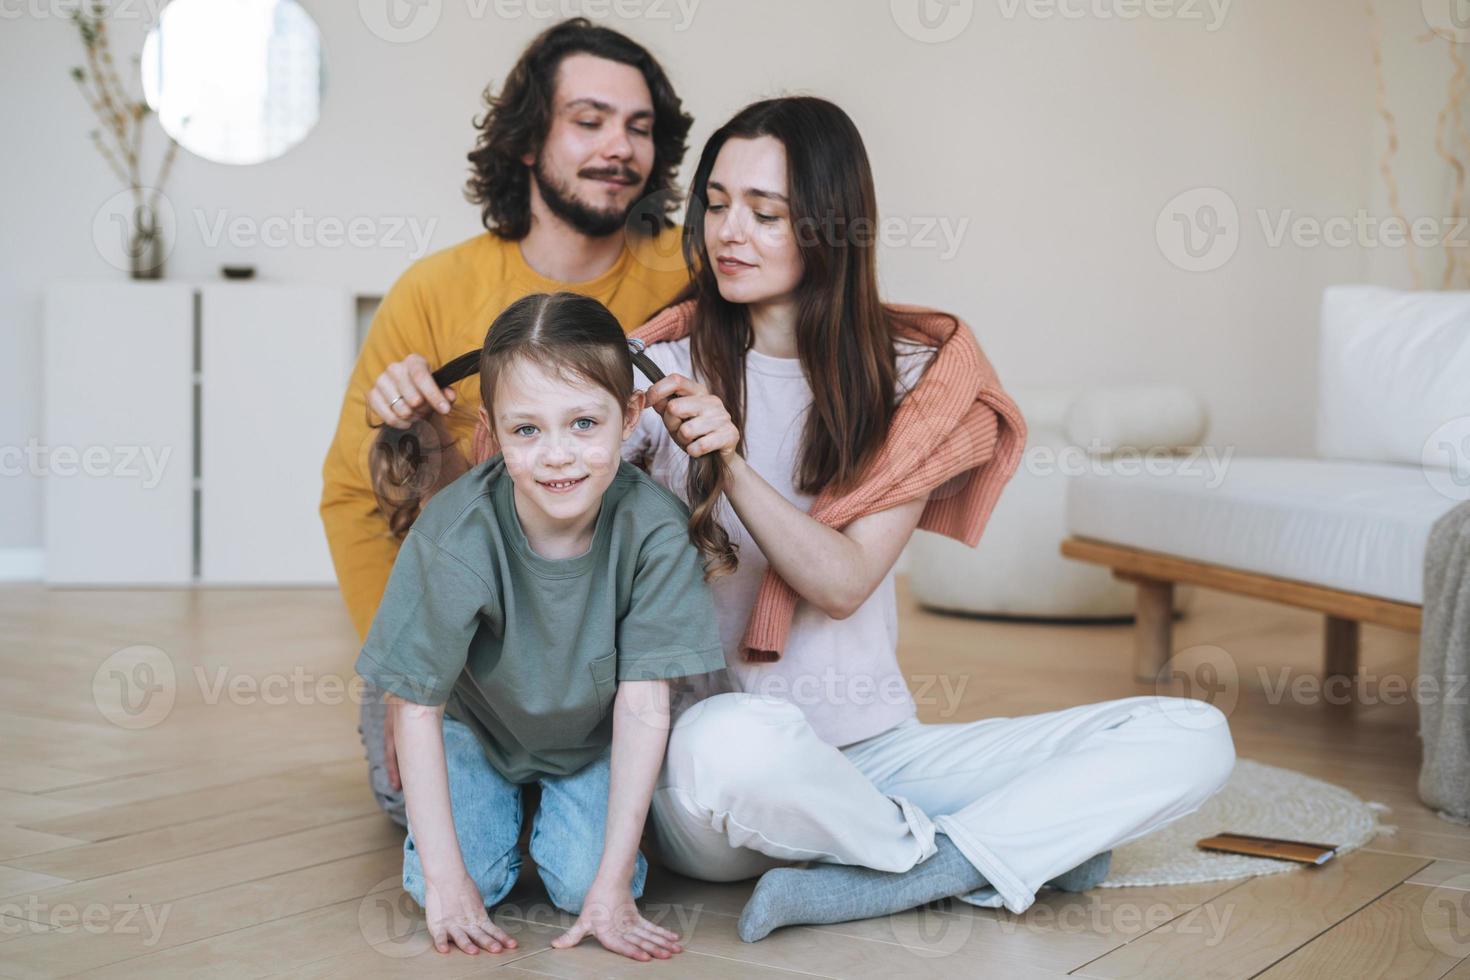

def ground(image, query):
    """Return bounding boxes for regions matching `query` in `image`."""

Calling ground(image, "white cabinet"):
[43,281,354,586]
[43,283,195,584]
[199,284,353,584]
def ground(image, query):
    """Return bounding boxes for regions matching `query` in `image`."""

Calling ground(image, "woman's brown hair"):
[369,292,737,579]
[464,17,693,240]
[679,97,944,501]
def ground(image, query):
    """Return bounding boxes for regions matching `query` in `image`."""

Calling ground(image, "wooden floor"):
[0,578,1466,979]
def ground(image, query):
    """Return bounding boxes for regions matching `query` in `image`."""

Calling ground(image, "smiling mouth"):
[538,476,588,493]
[717,257,755,272]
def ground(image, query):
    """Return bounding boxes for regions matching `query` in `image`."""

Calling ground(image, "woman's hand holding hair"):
[369,353,457,429]
[645,374,740,462]
[646,371,928,619]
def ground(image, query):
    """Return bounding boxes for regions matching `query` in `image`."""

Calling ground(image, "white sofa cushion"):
[1066,457,1458,604]
[1318,285,1470,468]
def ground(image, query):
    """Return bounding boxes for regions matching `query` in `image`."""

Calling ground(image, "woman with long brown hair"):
[623,96,1237,940]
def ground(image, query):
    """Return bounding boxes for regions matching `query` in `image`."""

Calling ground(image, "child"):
[356,292,726,961]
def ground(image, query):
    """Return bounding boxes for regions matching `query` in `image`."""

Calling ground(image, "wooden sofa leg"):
[1324,615,1359,682]
[1133,578,1175,683]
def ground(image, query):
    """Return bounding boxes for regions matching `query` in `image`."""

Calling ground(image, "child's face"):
[480,357,644,525]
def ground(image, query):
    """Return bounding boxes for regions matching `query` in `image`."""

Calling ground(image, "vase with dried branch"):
[70,1,179,280]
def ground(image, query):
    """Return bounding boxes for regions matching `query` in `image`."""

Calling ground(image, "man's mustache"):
[578,165,642,185]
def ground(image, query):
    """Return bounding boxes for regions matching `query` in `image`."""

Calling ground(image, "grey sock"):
[1045,850,1111,892]
[736,839,1116,943]
[736,834,986,943]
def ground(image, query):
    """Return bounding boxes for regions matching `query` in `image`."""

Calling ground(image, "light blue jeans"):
[403,716,649,913]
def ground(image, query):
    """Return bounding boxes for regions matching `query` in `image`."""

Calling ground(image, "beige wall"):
[0,0,1444,560]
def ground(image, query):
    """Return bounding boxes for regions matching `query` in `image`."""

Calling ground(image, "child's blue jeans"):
[402,716,649,913]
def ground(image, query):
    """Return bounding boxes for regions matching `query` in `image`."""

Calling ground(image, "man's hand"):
[424,872,518,955]
[550,877,682,961]
[369,353,456,429]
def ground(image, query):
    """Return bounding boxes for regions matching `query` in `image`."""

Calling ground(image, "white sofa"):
[1061,286,1470,680]
[906,384,1206,620]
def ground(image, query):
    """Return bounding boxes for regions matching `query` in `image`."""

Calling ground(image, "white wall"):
[0,0,1440,560]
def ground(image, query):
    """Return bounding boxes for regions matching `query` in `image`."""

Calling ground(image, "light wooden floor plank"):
[0,848,402,979]
[2,813,401,911]
[1071,850,1430,979]
[21,760,364,842]
[5,780,382,881]
[1253,882,1469,979]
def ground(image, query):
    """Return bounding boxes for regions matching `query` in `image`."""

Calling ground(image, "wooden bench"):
[1059,536,1424,682]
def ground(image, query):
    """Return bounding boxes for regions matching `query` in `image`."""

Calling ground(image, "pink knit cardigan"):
[629,301,1028,662]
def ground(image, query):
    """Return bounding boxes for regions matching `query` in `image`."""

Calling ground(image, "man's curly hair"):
[465,18,693,240]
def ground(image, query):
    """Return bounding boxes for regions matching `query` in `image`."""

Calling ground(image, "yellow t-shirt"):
[320,228,689,641]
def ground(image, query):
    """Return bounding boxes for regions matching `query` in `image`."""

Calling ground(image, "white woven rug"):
[1099,758,1393,888]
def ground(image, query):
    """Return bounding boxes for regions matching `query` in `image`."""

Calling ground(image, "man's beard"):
[532,158,642,238]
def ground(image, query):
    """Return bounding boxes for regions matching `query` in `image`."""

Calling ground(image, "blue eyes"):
[513,418,596,438]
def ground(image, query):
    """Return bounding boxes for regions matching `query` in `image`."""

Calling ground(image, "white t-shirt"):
[622,337,934,747]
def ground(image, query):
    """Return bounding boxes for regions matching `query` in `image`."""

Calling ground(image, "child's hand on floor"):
[424,872,518,955]
[551,877,682,961]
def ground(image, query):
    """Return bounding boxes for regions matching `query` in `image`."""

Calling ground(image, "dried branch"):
[1368,0,1422,288]
[68,0,179,213]
[1430,37,1465,288]
[1450,41,1470,286]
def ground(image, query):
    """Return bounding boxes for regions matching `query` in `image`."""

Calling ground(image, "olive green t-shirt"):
[355,456,725,783]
